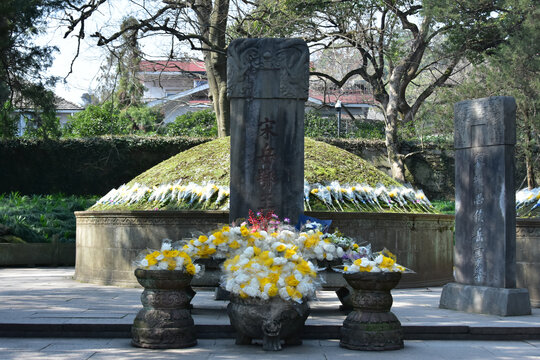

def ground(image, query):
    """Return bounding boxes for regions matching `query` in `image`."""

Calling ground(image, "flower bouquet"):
[178,210,349,350]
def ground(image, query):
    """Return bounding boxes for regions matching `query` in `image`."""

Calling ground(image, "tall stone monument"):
[227,38,309,224]
[439,96,531,316]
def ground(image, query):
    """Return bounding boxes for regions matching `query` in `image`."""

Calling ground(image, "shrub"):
[0,193,98,243]
[305,111,337,137]
[166,109,217,137]
[63,102,164,137]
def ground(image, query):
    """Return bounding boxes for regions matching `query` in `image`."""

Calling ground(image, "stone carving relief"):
[454,97,516,149]
[227,38,309,99]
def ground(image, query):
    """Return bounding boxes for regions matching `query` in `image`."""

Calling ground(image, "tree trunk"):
[384,112,406,183]
[198,0,230,137]
[204,51,229,137]
[383,72,406,183]
[524,118,537,189]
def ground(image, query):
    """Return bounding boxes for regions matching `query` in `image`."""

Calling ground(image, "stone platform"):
[1,267,539,341]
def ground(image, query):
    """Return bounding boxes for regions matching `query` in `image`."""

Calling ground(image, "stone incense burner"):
[227,294,310,351]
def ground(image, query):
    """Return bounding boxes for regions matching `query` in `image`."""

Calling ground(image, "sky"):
[38,1,181,106]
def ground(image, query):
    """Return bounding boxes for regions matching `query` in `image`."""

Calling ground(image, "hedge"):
[0,137,209,195]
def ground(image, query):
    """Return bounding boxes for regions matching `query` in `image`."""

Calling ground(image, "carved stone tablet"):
[228,38,308,224]
[440,96,531,316]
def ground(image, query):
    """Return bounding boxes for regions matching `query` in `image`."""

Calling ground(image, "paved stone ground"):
[0,338,539,360]
[0,268,539,359]
[1,267,539,328]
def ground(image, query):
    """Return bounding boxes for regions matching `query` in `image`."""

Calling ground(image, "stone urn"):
[340,272,404,351]
[227,294,310,351]
[132,269,197,349]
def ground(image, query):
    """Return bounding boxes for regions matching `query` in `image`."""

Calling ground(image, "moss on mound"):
[127,137,398,188]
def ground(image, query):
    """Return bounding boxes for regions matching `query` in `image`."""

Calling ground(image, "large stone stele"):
[439,96,531,316]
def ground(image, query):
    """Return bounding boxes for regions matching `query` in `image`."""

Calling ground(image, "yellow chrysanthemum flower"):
[284,248,296,259]
[268,285,278,297]
[276,244,286,252]
[286,275,299,287]
[268,273,279,283]
[186,263,196,275]
[240,226,250,237]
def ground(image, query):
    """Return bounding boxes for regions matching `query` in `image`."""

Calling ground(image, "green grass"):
[431,200,455,215]
[127,137,399,188]
[0,193,99,243]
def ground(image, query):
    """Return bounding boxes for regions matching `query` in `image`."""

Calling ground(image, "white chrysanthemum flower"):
[140,258,149,267]
[374,254,384,264]
[243,247,254,258]
[273,257,287,265]
[176,257,185,268]
[156,254,164,261]
[296,281,311,296]
[326,254,334,261]
[278,287,290,301]
[277,278,285,287]
[161,241,172,251]
[235,273,250,284]
[157,261,168,270]
[370,266,382,272]
[238,258,249,267]
[336,247,344,257]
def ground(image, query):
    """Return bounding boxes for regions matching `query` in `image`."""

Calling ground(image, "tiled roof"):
[55,97,83,110]
[309,90,376,105]
[139,60,206,73]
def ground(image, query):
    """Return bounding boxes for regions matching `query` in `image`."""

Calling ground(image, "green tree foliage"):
[96,16,145,107]
[20,85,61,139]
[166,109,217,137]
[0,101,19,139]
[63,101,164,137]
[238,0,528,182]
[417,0,539,187]
[0,0,67,138]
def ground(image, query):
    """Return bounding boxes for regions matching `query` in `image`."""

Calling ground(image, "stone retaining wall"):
[516,219,540,307]
[74,211,455,289]
[0,243,75,266]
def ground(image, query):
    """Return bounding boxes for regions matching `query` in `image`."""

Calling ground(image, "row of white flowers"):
[516,187,540,218]
[92,180,434,213]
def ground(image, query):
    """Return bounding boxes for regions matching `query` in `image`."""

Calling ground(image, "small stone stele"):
[439,96,531,316]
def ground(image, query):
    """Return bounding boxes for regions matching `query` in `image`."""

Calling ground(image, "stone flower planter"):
[132,269,197,349]
[340,272,404,351]
[227,294,310,351]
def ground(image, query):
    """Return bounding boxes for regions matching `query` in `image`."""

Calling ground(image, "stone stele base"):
[439,282,531,316]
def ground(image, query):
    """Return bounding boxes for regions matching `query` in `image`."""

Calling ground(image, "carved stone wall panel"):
[454,96,516,149]
[227,38,309,99]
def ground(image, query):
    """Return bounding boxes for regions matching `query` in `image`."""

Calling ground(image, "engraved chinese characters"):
[453,97,517,288]
[228,38,309,224]
[439,96,531,316]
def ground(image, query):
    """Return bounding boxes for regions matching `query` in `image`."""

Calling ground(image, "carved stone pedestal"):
[132,269,197,349]
[227,294,310,351]
[340,272,404,351]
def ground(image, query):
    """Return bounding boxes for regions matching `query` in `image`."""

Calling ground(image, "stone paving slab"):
[0,338,538,360]
[1,267,539,340]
